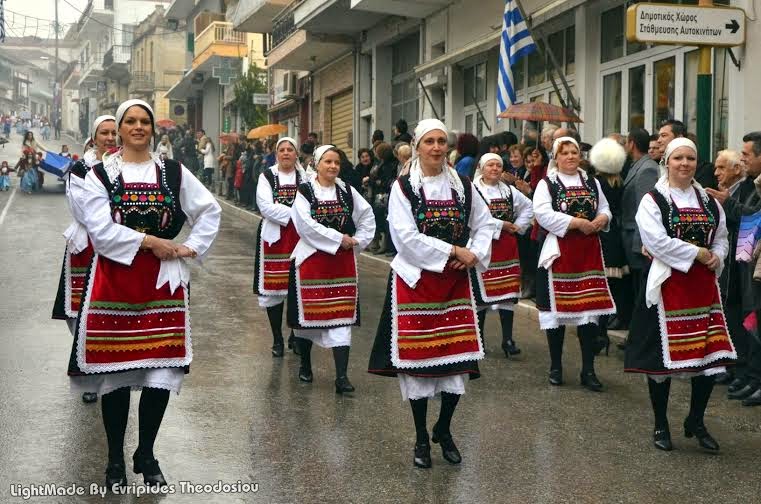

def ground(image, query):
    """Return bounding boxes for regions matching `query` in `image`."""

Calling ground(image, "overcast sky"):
[5,0,91,37]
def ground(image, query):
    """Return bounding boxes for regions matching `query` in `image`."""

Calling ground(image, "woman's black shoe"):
[288,334,301,355]
[133,452,167,486]
[432,424,462,464]
[413,442,432,469]
[549,368,563,386]
[683,419,719,452]
[82,392,98,403]
[298,367,313,383]
[503,340,521,357]
[335,376,355,394]
[580,371,603,392]
[653,428,673,451]
[271,342,284,357]
[105,461,127,491]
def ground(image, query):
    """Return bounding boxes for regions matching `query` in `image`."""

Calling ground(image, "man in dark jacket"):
[657,119,717,189]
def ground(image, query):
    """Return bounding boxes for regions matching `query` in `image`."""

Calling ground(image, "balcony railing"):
[103,45,131,68]
[81,51,104,79]
[129,71,155,93]
[194,21,247,60]
[269,11,296,52]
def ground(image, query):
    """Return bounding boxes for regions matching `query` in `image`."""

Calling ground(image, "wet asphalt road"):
[0,178,760,504]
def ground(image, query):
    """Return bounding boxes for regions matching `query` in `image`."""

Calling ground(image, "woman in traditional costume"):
[254,137,307,356]
[533,137,616,391]
[52,114,117,404]
[367,119,493,469]
[0,160,15,190]
[18,148,40,193]
[287,145,375,393]
[624,138,734,452]
[472,153,533,357]
[71,99,220,488]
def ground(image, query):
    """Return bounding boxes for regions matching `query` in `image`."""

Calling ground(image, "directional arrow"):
[725,19,740,34]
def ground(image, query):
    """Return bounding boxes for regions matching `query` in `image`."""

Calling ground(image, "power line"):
[61,0,182,37]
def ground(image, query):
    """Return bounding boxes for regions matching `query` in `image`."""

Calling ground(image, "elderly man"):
[658,119,717,188]
[552,126,581,143]
[706,132,761,405]
[541,125,558,151]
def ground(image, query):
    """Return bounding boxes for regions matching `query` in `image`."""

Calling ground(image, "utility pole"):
[696,0,713,162]
[54,0,60,136]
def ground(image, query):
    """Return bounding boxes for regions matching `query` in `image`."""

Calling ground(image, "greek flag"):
[497,0,537,115]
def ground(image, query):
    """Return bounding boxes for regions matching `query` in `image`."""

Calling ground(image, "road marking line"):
[0,187,17,228]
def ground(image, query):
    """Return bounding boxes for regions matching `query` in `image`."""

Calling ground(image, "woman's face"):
[490,145,501,154]
[276,142,297,170]
[555,143,580,174]
[481,159,504,184]
[417,130,448,169]
[509,150,523,168]
[94,120,117,154]
[360,151,372,166]
[316,151,341,184]
[667,146,698,188]
[119,106,153,150]
[24,132,33,141]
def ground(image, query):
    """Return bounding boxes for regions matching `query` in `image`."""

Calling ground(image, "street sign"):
[253,93,269,106]
[626,3,745,47]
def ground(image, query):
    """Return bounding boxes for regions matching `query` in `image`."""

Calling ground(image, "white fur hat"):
[589,138,626,175]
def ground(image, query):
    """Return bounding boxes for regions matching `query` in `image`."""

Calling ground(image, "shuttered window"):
[330,89,353,159]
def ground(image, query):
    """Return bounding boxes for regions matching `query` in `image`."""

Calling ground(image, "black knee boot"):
[409,398,431,468]
[333,346,355,393]
[499,309,519,357]
[134,387,169,485]
[298,338,313,382]
[647,377,672,450]
[288,329,300,355]
[432,392,462,464]
[266,303,284,357]
[685,375,719,451]
[595,315,611,356]
[578,324,603,391]
[101,387,130,488]
[546,327,565,385]
[477,310,487,351]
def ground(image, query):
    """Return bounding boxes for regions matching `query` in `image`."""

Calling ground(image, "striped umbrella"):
[497,101,582,123]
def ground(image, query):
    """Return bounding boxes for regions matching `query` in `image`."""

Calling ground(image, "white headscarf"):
[547,136,582,180]
[82,114,116,166]
[409,119,465,204]
[663,137,697,165]
[115,99,155,129]
[654,136,707,201]
[313,144,335,167]
[478,153,503,169]
[90,114,116,145]
[273,136,306,180]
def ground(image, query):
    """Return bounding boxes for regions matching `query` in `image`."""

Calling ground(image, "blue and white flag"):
[497,0,537,115]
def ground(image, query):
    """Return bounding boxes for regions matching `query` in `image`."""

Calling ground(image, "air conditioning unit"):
[283,71,298,98]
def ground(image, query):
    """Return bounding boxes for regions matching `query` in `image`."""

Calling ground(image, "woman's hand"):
[142,235,178,261]
[340,234,358,250]
[515,179,531,195]
[590,214,609,233]
[502,221,519,234]
[450,245,478,269]
[176,245,198,259]
[697,247,721,271]
[501,172,517,185]
[570,217,596,235]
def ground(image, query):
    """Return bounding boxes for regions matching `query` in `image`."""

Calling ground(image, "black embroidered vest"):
[93,159,186,240]
[545,172,598,221]
[475,183,514,222]
[68,159,90,180]
[263,167,301,207]
[298,181,356,235]
[649,188,719,248]
[398,173,472,247]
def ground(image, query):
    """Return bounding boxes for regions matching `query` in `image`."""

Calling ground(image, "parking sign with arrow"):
[626,3,746,47]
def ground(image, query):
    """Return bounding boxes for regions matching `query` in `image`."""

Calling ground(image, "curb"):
[216,195,628,343]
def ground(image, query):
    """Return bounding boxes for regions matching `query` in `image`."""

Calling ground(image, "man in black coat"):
[706,132,761,405]
[657,119,717,189]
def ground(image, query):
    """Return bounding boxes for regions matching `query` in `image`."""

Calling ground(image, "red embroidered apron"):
[65,242,95,317]
[257,174,300,296]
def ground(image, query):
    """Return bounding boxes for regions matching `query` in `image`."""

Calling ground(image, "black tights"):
[408,392,461,444]
[266,303,294,345]
[546,324,597,373]
[101,387,170,463]
[647,375,715,429]
[477,309,515,348]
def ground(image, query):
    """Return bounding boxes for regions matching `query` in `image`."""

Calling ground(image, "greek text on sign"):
[626,3,745,47]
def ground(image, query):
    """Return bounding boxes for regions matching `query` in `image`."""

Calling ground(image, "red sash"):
[659,263,735,369]
[475,232,520,304]
[77,250,189,372]
[65,242,94,317]
[258,221,300,296]
[392,268,483,368]
[549,231,615,316]
[295,248,358,328]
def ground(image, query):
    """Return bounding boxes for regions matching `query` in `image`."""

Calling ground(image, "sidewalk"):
[215,194,629,345]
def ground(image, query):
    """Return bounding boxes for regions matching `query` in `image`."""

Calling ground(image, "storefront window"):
[628,65,645,130]
[653,57,676,131]
[463,62,487,107]
[683,50,699,135]
[601,7,624,63]
[603,72,622,135]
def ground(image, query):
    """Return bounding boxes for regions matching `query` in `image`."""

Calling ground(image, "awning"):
[267,98,297,114]
[165,54,226,100]
[414,31,500,77]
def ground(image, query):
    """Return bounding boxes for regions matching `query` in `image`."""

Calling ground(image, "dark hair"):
[301,142,314,155]
[357,147,374,163]
[395,119,408,134]
[660,119,686,137]
[308,131,318,138]
[628,128,650,154]
[649,134,659,142]
[478,135,500,158]
[530,146,550,167]
[375,142,395,163]
[371,129,384,142]
[744,131,761,157]
[499,131,518,148]
[456,133,479,158]
[199,129,206,135]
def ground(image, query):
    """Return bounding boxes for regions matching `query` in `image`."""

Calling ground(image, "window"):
[683,50,699,135]
[603,72,622,135]
[463,62,486,107]
[600,7,624,63]
[628,65,645,129]
[653,57,676,131]
[527,51,545,86]
[391,32,420,128]
[513,54,525,91]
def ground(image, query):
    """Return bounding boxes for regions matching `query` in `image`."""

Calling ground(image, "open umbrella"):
[219,132,239,144]
[497,101,582,123]
[246,124,287,140]
[156,118,177,129]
